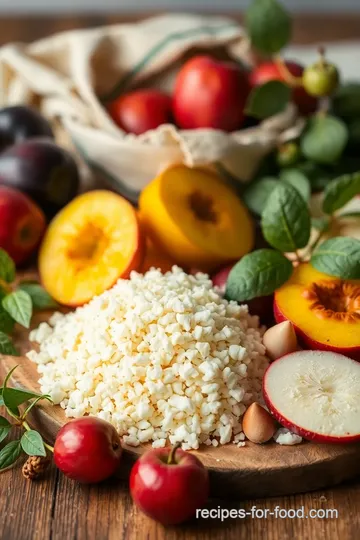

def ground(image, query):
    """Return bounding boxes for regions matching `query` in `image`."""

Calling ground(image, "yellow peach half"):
[274,263,360,361]
[139,165,254,271]
[39,190,144,306]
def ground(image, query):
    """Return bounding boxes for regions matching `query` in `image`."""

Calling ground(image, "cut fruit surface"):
[139,165,254,271]
[274,263,360,360]
[39,191,144,306]
[263,350,360,443]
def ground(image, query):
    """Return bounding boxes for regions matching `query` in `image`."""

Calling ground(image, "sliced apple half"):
[263,350,360,443]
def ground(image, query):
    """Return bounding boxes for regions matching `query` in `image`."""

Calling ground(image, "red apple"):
[108,89,173,135]
[263,350,360,443]
[54,418,122,483]
[0,185,46,265]
[249,61,317,116]
[130,444,209,525]
[173,55,249,131]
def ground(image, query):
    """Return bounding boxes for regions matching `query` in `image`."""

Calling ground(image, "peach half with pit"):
[139,165,254,272]
[274,263,360,361]
[39,190,144,306]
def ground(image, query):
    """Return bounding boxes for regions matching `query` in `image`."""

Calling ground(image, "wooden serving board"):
[2,311,360,499]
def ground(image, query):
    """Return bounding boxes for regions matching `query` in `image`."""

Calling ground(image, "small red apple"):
[0,185,46,265]
[108,89,173,135]
[249,61,317,116]
[130,443,209,525]
[54,418,122,483]
[173,55,249,131]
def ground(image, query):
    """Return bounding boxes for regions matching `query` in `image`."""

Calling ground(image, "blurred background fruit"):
[108,89,173,135]
[173,55,249,131]
[0,139,80,219]
[0,185,46,265]
[0,106,54,153]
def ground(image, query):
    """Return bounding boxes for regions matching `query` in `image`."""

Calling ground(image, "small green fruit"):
[276,142,300,168]
[302,61,339,97]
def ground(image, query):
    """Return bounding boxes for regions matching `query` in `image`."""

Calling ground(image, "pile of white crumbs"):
[27,267,269,450]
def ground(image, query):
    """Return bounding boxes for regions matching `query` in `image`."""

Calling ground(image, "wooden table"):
[1,12,360,540]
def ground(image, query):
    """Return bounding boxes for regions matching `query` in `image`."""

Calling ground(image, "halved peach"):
[39,190,144,306]
[274,263,360,361]
[139,165,254,272]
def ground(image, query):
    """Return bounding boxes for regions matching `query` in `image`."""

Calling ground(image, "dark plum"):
[0,106,54,152]
[0,139,80,219]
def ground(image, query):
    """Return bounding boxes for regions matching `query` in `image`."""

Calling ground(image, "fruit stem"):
[318,46,326,69]
[168,442,182,465]
[275,55,303,87]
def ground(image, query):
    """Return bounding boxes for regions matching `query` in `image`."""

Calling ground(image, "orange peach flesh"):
[275,264,360,350]
[39,191,143,306]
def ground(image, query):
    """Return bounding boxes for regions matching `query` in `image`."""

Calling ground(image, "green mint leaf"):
[0,416,11,444]
[332,83,360,119]
[245,0,291,54]
[225,249,293,302]
[301,115,348,165]
[311,237,360,279]
[20,430,46,457]
[279,169,311,202]
[261,182,311,252]
[0,388,19,417]
[0,331,18,356]
[0,440,22,470]
[246,81,291,120]
[243,177,278,216]
[311,216,331,234]
[2,387,50,409]
[322,172,360,215]
[0,249,15,284]
[0,306,15,335]
[18,282,58,310]
[2,290,33,329]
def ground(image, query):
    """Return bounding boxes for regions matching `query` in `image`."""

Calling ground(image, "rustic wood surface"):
[0,12,360,540]
[4,310,360,501]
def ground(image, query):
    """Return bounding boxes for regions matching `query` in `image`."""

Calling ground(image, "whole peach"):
[0,185,46,265]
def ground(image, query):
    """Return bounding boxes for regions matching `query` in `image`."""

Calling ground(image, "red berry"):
[130,444,209,525]
[54,418,122,483]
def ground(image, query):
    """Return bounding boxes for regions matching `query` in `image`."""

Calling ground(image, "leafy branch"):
[0,248,57,356]
[0,366,53,474]
[227,172,360,302]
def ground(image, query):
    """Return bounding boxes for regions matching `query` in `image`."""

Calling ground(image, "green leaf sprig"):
[227,172,360,302]
[0,366,53,472]
[0,248,57,356]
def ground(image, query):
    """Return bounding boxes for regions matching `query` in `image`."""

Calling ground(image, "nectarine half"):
[274,263,360,361]
[39,190,144,306]
[139,165,254,271]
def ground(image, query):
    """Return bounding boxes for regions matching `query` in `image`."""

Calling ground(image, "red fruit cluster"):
[108,55,317,136]
[54,417,209,526]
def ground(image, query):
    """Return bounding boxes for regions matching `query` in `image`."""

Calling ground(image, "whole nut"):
[263,320,298,361]
[243,402,276,444]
